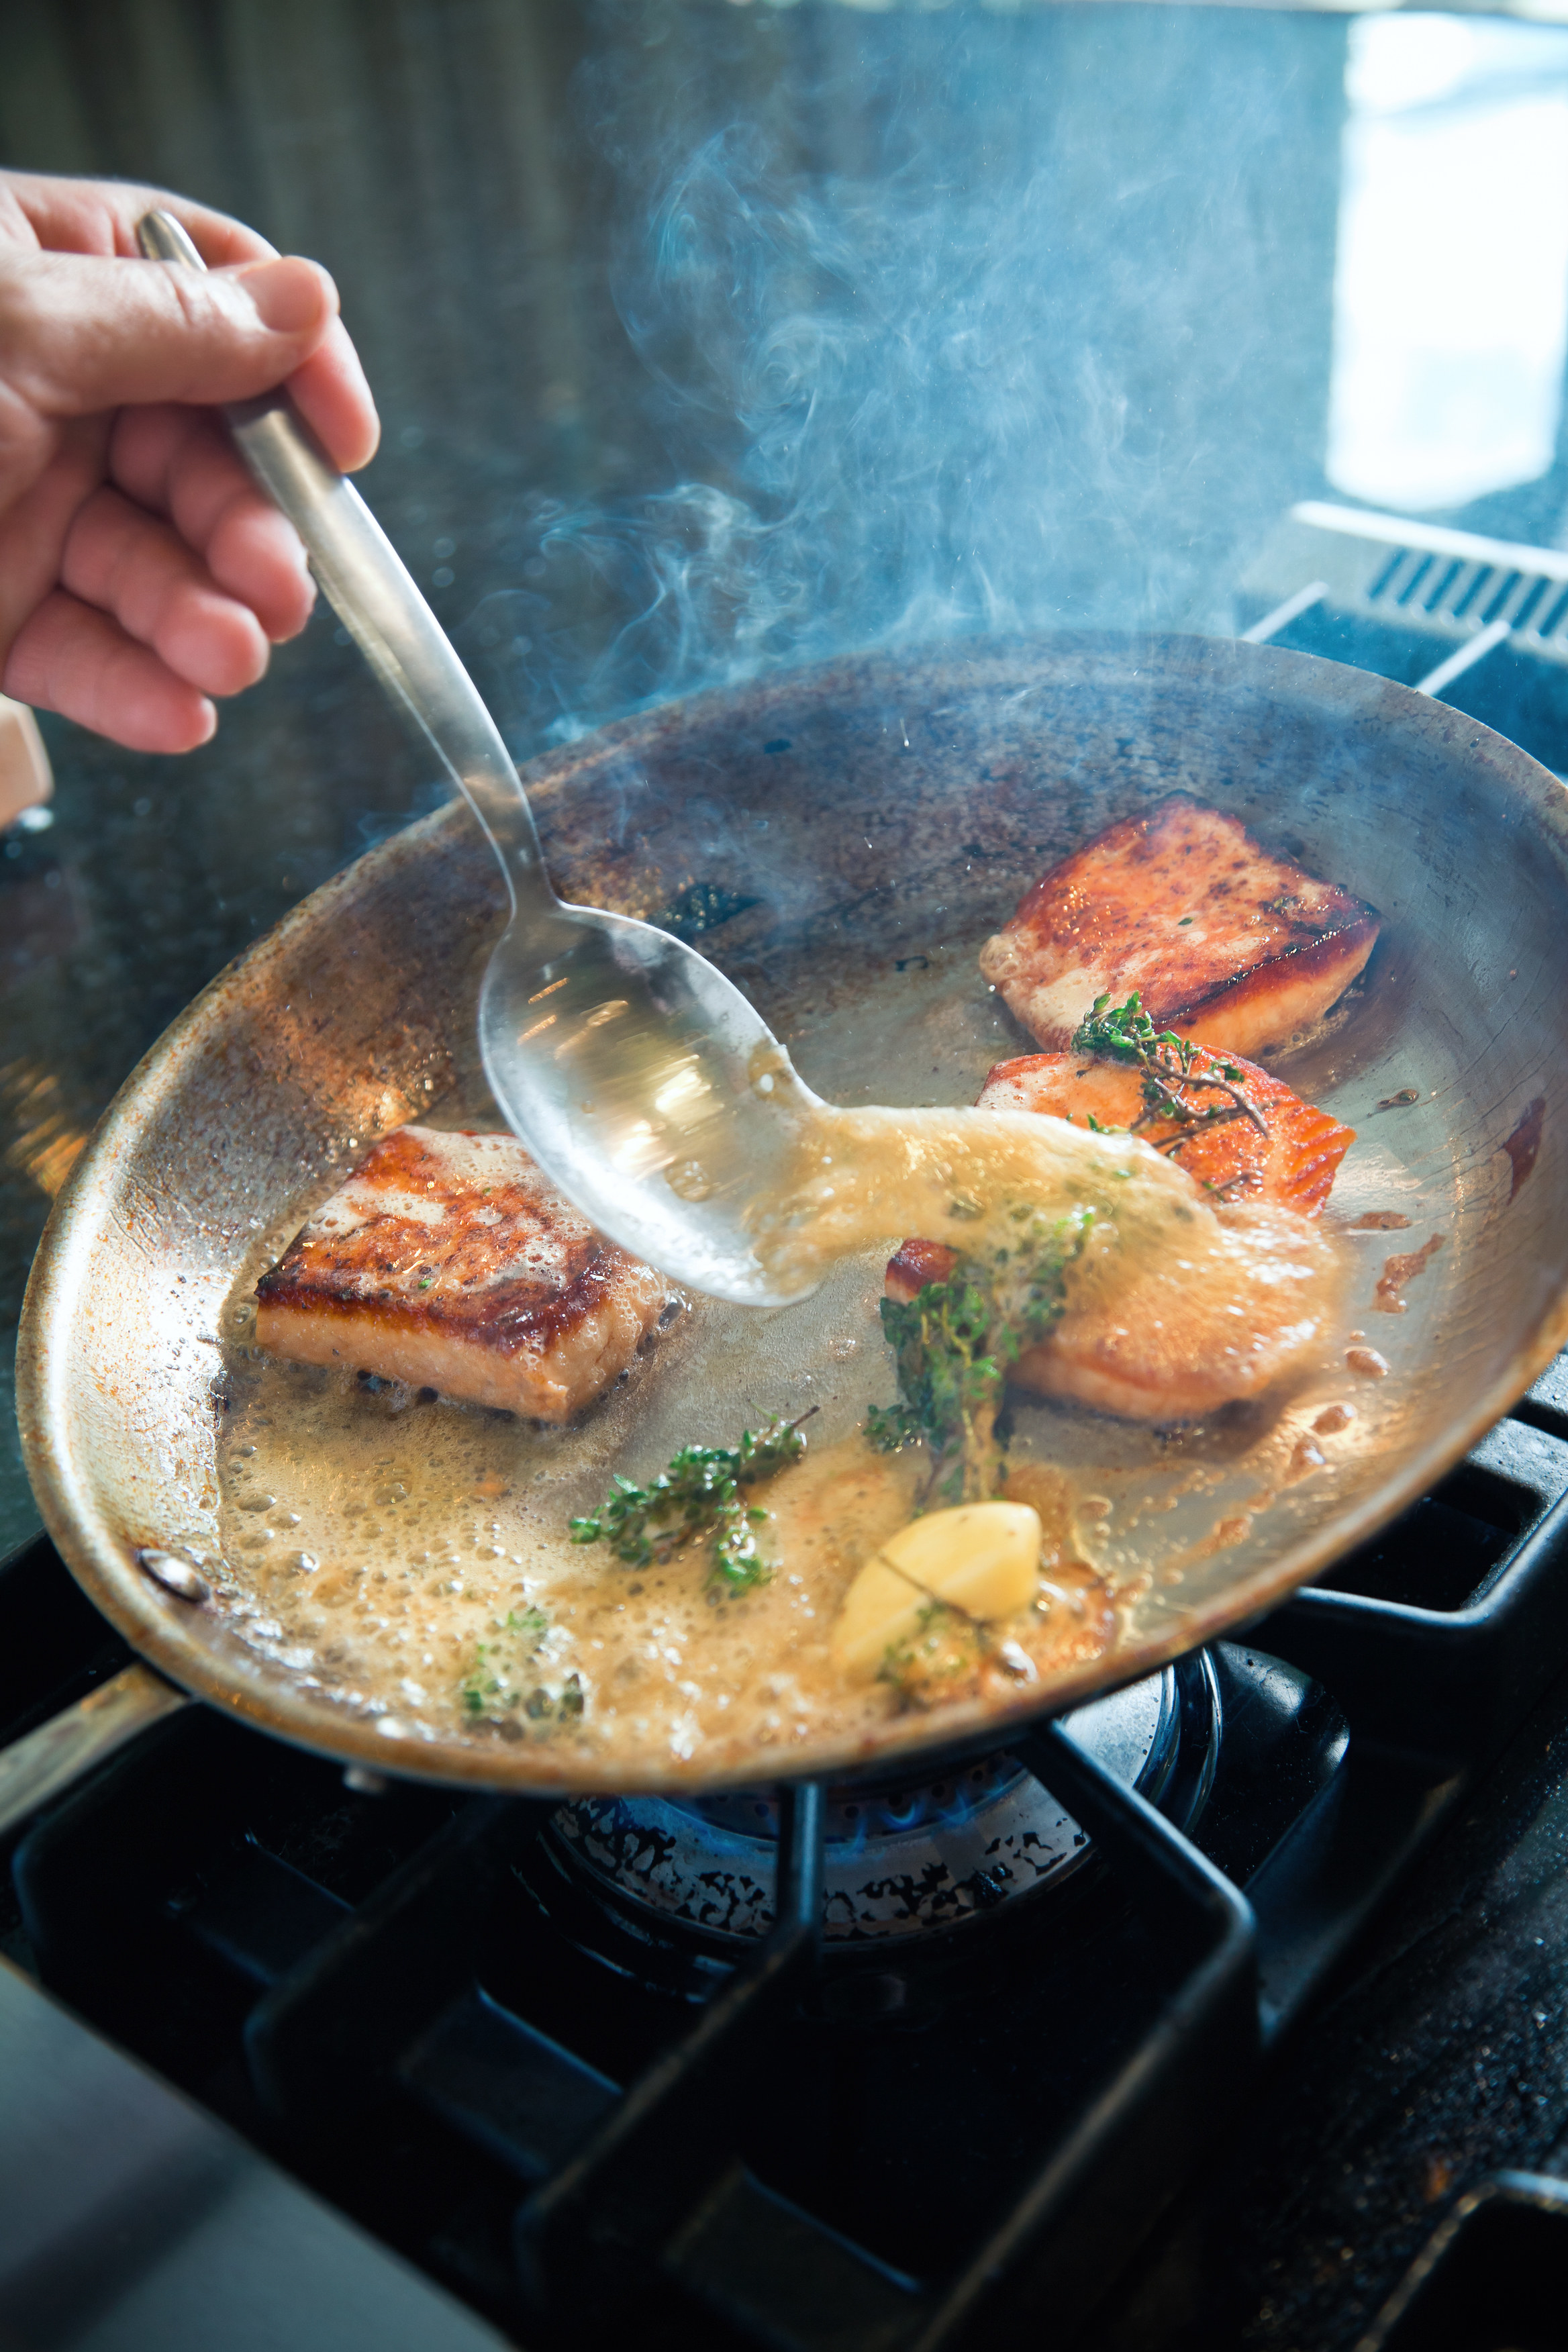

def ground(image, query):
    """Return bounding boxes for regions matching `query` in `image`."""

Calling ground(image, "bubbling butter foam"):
[743,1087,1340,1416]
[749,1088,1259,1280]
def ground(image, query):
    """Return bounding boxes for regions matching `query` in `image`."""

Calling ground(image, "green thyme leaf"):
[877,1600,986,1705]
[569,1413,812,1591]
[1071,991,1267,1144]
[868,1209,1093,1504]
[460,1606,583,1730]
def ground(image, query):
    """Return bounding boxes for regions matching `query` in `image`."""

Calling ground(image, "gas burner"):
[549,1655,1220,1947]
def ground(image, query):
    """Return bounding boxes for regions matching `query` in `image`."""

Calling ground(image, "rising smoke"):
[460,4,1346,759]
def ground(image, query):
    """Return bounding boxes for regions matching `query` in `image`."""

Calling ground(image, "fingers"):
[0,169,381,761]
[2,442,306,755]
[110,405,315,641]
[4,590,217,754]
[61,485,273,698]
[288,324,380,471]
[3,246,339,418]
[0,415,107,660]
[0,170,274,266]
[2,174,380,473]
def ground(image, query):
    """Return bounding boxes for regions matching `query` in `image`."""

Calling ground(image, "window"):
[1326,13,1568,513]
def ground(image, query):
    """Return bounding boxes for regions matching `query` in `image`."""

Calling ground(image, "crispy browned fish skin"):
[978,1047,1355,1216]
[978,795,1379,1055]
[254,1126,674,1422]
[885,1236,965,1302]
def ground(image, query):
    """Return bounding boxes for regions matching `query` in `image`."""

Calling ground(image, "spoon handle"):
[136,209,554,920]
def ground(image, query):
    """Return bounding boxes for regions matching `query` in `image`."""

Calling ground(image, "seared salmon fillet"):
[978,796,1379,1056]
[885,1197,1334,1424]
[884,1041,1346,1420]
[888,1204,1335,1420]
[254,1126,674,1422]
[978,1048,1355,1216]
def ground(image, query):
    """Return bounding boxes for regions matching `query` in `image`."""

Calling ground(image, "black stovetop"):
[9,1357,1568,2352]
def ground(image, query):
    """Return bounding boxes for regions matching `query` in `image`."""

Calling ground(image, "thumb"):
[5,248,339,418]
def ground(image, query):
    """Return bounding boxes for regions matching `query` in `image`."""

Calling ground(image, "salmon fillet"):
[977,1048,1355,1216]
[978,795,1379,1057]
[254,1126,674,1422]
[885,1200,1334,1424]
[883,1044,1347,1420]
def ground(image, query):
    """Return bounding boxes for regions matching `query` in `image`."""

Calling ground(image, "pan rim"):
[17,629,1568,1796]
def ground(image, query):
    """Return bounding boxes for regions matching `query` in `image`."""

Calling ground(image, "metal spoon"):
[137,209,814,1304]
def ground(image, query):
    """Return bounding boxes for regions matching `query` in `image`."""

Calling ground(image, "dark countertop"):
[0,1955,511,2351]
[1100,1640,1568,2348]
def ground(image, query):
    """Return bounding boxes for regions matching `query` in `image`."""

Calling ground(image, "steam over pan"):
[17,636,1568,1797]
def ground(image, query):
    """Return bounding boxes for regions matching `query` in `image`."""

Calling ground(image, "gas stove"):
[7,1366,1568,2351]
[13,5,1568,2345]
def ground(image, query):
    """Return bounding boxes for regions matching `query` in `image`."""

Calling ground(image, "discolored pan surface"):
[17,634,1568,1794]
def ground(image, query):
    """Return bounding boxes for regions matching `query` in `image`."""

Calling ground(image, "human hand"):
[0,171,379,753]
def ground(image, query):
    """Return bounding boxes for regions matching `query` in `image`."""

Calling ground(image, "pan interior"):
[20,636,1568,1794]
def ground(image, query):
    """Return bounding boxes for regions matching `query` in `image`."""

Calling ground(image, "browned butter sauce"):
[748,1091,1320,1297]
[215,1085,1351,1779]
[747,1094,1342,1418]
[213,1368,1116,1774]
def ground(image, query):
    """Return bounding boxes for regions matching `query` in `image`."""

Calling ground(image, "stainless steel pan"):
[11,632,1568,1820]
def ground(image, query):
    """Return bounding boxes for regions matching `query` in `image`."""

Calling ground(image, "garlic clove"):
[831,1501,1042,1680]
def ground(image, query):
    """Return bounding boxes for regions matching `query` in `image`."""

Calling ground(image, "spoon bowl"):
[138,210,813,1304]
[476,896,820,1302]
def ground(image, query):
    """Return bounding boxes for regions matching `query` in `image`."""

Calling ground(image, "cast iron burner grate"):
[5,1379,1568,2350]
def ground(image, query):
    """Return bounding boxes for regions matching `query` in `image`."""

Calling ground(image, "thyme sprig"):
[877,1599,985,1706]
[569,1412,814,1591]
[461,1606,585,1731]
[868,1209,1093,1504]
[1071,991,1267,1149]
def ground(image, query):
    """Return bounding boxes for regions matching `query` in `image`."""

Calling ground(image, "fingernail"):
[238,256,334,336]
